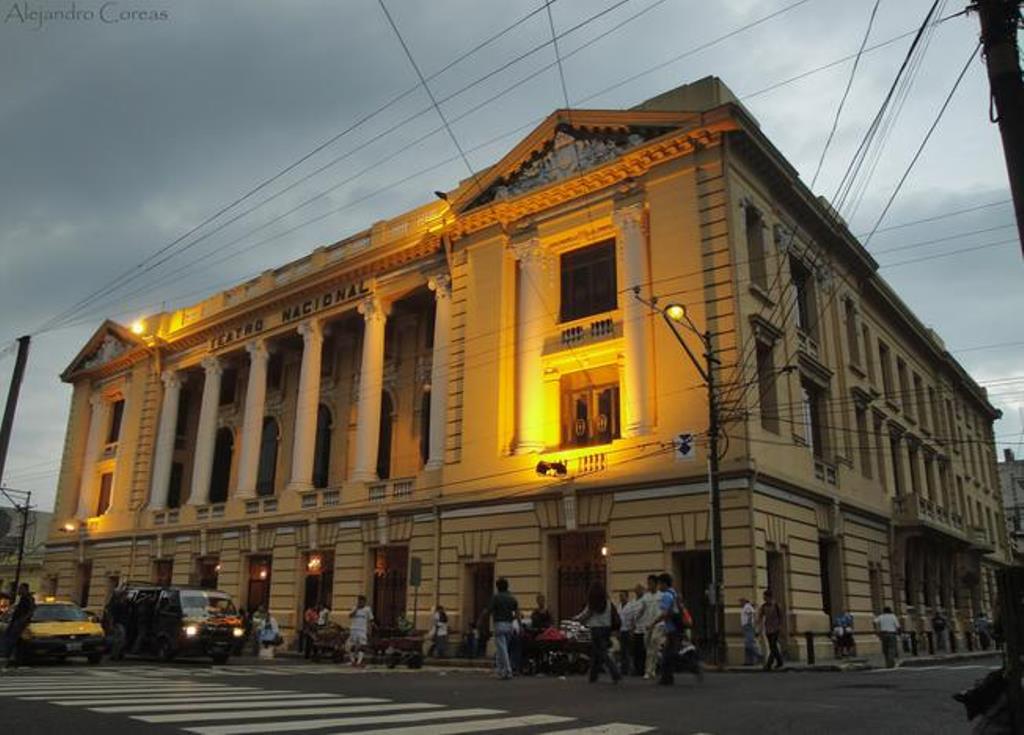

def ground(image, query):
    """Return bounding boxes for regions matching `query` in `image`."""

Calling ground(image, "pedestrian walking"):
[639,575,661,680]
[429,605,449,658]
[655,573,682,686]
[478,577,519,679]
[575,581,622,684]
[758,589,784,671]
[874,606,900,668]
[615,590,633,676]
[834,609,855,658]
[302,604,319,658]
[975,611,992,650]
[739,596,763,666]
[250,606,266,657]
[2,583,35,670]
[931,610,947,652]
[258,608,280,660]
[622,585,646,676]
[348,594,374,667]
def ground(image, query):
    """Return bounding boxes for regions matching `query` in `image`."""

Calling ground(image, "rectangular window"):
[856,406,872,479]
[890,434,904,497]
[844,300,860,365]
[167,462,184,509]
[945,399,956,450]
[756,342,779,434]
[746,207,768,289]
[879,341,893,398]
[559,240,617,322]
[219,368,238,406]
[801,380,826,459]
[907,443,920,494]
[791,257,817,338]
[560,367,621,448]
[96,472,113,516]
[267,353,284,391]
[913,374,928,431]
[862,324,875,382]
[896,359,911,418]
[107,399,125,445]
[923,453,935,501]
[874,414,888,492]
[957,477,966,521]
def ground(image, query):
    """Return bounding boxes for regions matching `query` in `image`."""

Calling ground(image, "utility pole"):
[0,335,31,483]
[973,0,1024,256]
[13,490,31,594]
[704,329,726,668]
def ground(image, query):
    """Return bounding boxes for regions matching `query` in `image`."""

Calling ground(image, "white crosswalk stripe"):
[0,672,656,734]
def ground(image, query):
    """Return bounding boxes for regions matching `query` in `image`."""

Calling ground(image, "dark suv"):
[105,584,244,664]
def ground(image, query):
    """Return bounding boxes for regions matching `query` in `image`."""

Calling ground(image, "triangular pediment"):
[449,109,700,211]
[62,320,145,381]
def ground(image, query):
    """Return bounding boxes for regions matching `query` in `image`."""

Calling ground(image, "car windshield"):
[32,604,90,622]
[180,591,236,618]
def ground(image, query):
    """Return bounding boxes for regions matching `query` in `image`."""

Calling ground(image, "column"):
[512,237,546,454]
[288,320,324,491]
[189,356,223,506]
[613,203,653,436]
[350,296,389,482]
[148,370,185,510]
[425,275,451,470]
[75,393,110,519]
[236,341,269,498]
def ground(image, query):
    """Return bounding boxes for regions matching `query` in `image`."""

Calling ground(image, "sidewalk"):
[724,648,1000,673]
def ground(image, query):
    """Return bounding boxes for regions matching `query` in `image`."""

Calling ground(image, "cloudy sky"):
[0,0,1021,511]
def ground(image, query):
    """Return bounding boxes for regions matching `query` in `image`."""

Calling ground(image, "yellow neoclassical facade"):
[41,77,1012,663]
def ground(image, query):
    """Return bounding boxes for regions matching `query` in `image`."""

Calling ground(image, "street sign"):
[673,432,696,462]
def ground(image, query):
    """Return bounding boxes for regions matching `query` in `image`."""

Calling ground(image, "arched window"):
[313,404,332,489]
[256,416,279,497]
[376,391,394,481]
[419,389,431,467]
[209,428,233,504]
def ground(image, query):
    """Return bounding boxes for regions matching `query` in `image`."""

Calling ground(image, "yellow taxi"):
[0,597,106,665]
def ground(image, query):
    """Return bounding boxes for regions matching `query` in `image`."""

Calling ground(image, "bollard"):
[926,631,935,656]
[910,631,919,656]
[805,630,815,666]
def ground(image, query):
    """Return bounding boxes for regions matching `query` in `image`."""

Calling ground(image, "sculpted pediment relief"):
[469,124,658,207]
[80,333,128,370]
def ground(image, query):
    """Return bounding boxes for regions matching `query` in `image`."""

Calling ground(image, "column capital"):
[201,355,223,376]
[427,274,451,300]
[510,237,545,265]
[612,203,645,232]
[297,318,324,344]
[357,295,389,324]
[245,339,270,362]
[161,370,185,389]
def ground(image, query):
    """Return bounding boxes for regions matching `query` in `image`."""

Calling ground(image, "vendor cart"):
[370,628,425,669]
[520,620,591,676]
[309,623,348,663]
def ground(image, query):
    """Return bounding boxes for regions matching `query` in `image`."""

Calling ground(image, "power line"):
[858,198,1012,235]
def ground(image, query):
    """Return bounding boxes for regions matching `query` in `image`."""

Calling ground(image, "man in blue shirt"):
[656,573,680,685]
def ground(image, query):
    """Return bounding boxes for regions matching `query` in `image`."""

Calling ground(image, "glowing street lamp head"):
[130,319,146,335]
[665,304,686,323]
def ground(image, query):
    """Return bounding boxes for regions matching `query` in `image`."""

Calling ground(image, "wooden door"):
[372,546,408,630]
[556,532,606,620]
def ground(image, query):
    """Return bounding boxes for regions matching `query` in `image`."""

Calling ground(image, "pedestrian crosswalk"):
[0,672,656,734]
[1,663,423,678]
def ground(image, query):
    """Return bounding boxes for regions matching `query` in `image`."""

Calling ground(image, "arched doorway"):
[209,427,233,504]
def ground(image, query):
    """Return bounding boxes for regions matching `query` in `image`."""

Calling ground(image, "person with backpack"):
[758,589,785,671]
[574,580,621,684]
[655,572,683,685]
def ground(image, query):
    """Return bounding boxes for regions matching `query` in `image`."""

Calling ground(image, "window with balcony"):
[928,386,942,436]
[559,240,617,322]
[560,367,621,448]
[756,341,780,434]
[746,207,768,290]
[96,472,113,516]
[790,257,817,339]
[907,443,921,494]
[107,399,125,445]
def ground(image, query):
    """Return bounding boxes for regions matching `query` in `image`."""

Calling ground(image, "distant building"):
[0,508,53,596]
[999,448,1024,554]
[41,77,1012,662]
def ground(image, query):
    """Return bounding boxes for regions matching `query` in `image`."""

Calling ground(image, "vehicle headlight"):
[232,627,245,638]
[185,625,198,637]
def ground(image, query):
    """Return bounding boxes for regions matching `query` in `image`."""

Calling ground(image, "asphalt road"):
[0,655,1000,735]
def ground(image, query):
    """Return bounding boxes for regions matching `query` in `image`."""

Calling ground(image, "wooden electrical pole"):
[0,336,31,484]
[974,0,1024,256]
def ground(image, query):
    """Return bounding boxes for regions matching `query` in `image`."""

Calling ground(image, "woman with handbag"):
[574,581,622,684]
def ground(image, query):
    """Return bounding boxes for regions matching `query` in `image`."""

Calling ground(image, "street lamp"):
[657,300,726,668]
